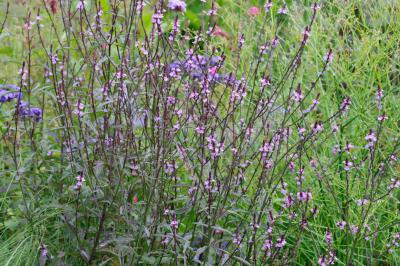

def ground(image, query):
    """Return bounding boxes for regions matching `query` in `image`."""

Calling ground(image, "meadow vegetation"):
[0,0,399,265]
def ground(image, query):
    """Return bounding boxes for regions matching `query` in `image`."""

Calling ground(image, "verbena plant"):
[0,0,399,265]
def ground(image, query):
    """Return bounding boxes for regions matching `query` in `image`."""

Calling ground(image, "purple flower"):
[207,134,224,159]
[164,161,177,174]
[233,233,243,246]
[325,229,333,246]
[337,221,346,230]
[275,235,286,248]
[365,130,377,149]
[297,191,313,203]
[376,87,383,101]
[170,219,179,229]
[293,86,304,102]
[277,5,288,15]
[16,101,29,115]
[318,251,337,266]
[73,174,85,190]
[312,122,323,134]
[195,126,205,135]
[357,198,369,206]
[73,102,85,117]
[168,0,186,12]
[344,142,354,153]
[0,84,20,90]
[312,3,321,12]
[29,108,43,122]
[262,238,273,252]
[0,85,22,102]
[152,10,164,25]
[16,101,43,122]
[260,141,274,159]
[0,90,9,102]
[332,144,340,154]
[264,0,273,13]
[350,224,359,234]
[209,56,222,67]
[389,178,400,189]
[343,159,353,171]
[378,114,388,121]
[340,96,351,112]
[323,50,333,63]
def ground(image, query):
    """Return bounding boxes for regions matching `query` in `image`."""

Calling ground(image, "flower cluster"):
[73,175,85,190]
[0,85,42,122]
[170,53,224,83]
[17,101,43,122]
[0,84,22,102]
[5,1,398,265]
[168,0,186,12]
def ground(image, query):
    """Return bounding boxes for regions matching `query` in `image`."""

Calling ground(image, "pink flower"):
[324,50,333,63]
[378,114,388,121]
[133,196,138,203]
[170,219,179,229]
[212,26,229,38]
[260,77,271,87]
[208,66,217,75]
[325,229,333,246]
[248,6,260,16]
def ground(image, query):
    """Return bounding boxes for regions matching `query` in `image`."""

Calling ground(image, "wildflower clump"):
[0,1,398,265]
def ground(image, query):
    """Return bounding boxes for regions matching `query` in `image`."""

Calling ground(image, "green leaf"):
[185,10,201,29]
[4,218,21,231]
[233,256,252,266]
[0,46,12,56]
[141,255,156,264]
[100,0,110,13]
